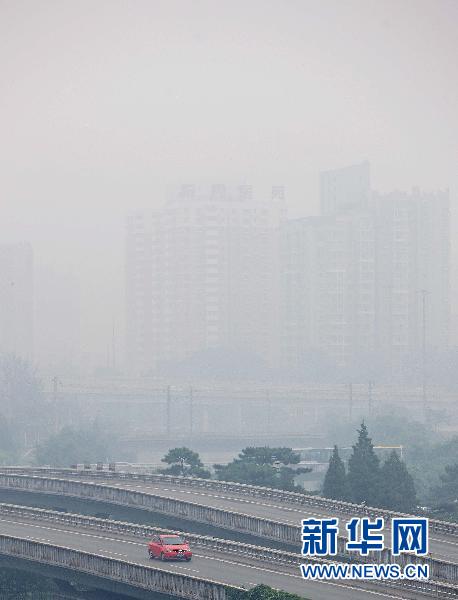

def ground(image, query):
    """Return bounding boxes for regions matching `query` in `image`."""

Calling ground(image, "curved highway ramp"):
[0,503,456,600]
[0,469,456,565]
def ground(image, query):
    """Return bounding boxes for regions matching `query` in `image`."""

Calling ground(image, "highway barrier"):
[0,534,234,599]
[0,473,457,578]
[0,472,301,544]
[0,503,457,597]
[1,466,456,538]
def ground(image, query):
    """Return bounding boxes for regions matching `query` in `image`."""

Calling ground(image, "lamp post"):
[418,289,429,420]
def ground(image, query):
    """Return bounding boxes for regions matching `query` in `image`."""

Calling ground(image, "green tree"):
[35,424,113,467]
[322,445,350,501]
[227,584,306,599]
[161,447,211,478]
[407,436,458,504]
[434,463,458,505]
[347,423,380,506]
[237,446,301,466]
[214,446,310,491]
[0,568,59,597]
[379,450,417,513]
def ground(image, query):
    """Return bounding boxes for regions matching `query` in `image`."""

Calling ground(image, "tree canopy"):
[236,446,301,465]
[161,447,211,478]
[322,424,418,512]
[35,424,113,467]
[347,422,381,506]
[322,445,350,501]
[214,446,309,491]
[434,463,458,508]
[379,450,417,513]
[227,584,307,599]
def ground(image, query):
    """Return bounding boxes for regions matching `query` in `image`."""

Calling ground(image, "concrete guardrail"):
[0,503,457,598]
[0,534,236,599]
[0,472,457,581]
[1,466,456,538]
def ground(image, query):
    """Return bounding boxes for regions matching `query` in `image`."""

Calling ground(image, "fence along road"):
[0,502,455,600]
[0,468,456,565]
[0,480,457,590]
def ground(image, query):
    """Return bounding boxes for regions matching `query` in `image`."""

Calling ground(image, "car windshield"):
[162,536,185,545]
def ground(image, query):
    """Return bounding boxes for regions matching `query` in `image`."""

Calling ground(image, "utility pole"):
[348,383,353,421]
[52,376,58,404]
[52,376,60,433]
[368,380,373,416]
[419,289,428,419]
[266,389,271,433]
[166,386,171,436]
[189,385,193,439]
[112,319,116,371]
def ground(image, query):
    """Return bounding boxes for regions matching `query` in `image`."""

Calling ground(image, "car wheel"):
[160,552,166,561]
[148,550,154,559]
[185,557,192,562]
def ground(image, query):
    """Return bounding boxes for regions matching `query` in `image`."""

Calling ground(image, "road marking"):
[72,478,458,556]
[0,518,420,599]
[101,550,129,558]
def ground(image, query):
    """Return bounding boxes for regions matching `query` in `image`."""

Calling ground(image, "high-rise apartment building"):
[0,243,34,360]
[374,189,450,369]
[126,185,286,374]
[320,161,370,216]
[282,209,376,371]
[282,164,449,374]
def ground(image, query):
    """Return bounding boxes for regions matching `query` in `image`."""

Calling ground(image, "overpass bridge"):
[39,380,458,447]
[0,502,455,600]
[0,468,456,565]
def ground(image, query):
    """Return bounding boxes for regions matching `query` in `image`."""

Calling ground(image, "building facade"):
[282,209,376,372]
[126,169,449,378]
[282,164,449,375]
[126,185,286,374]
[374,188,450,371]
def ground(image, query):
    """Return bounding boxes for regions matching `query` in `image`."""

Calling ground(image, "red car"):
[148,534,192,562]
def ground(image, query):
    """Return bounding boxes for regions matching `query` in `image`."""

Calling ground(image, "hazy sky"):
[1,0,457,370]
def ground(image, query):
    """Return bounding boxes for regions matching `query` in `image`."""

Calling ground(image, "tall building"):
[374,188,450,369]
[126,185,286,374]
[282,209,376,371]
[282,164,449,375]
[0,243,34,360]
[320,161,370,216]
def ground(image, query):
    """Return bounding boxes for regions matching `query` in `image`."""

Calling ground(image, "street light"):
[417,289,430,419]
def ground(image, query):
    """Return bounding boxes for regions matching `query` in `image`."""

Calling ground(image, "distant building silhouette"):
[0,243,34,360]
[125,185,286,374]
[374,188,450,371]
[320,161,370,216]
[282,163,450,374]
[125,169,449,378]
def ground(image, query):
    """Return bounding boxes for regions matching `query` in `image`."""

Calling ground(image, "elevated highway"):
[0,503,455,600]
[0,469,456,565]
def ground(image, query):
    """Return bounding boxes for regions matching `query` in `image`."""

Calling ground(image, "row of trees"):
[35,424,116,467]
[162,433,458,517]
[160,446,311,491]
[32,426,457,519]
[161,432,420,514]
[322,423,417,512]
